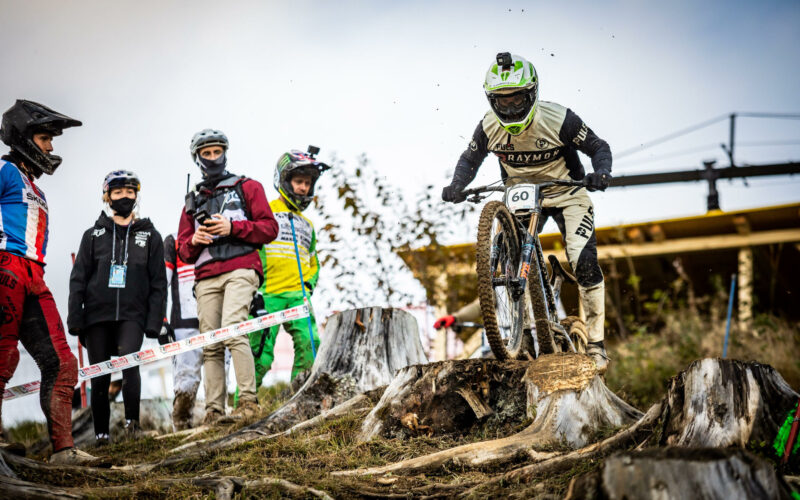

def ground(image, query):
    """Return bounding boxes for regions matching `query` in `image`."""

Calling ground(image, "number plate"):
[505,184,537,212]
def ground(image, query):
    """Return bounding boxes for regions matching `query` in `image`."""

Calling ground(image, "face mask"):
[110,197,136,217]
[197,152,227,178]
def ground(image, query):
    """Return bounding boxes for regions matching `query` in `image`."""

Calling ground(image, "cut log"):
[339,353,642,476]
[658,358,799,448]
[565,448,795,500]
[521,353,642,449]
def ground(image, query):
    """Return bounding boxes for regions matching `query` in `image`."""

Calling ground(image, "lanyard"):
[111,223,132,266]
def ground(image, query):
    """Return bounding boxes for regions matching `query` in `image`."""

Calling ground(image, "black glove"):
[158,321,175,346]
[249,291,266,317]
[441,182,467,203]
[303,281,314,295]
[585,170,612,192]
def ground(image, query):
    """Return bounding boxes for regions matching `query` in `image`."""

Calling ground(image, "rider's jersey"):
[0,160,49,264]
[259,197,319,296]
[454,101,612,195]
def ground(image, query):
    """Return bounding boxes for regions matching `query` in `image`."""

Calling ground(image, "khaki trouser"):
[195,268,259,413]
[540,188,605,343]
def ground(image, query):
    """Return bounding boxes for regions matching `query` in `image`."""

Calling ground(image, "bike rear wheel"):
[476,201,529,360]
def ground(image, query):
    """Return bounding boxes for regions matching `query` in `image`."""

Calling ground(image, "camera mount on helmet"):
[496,52,513,70]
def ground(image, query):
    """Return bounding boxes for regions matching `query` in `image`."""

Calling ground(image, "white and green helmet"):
[484,52,539,135]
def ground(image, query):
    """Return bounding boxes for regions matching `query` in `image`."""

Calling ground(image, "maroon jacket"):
[178,176,278,282]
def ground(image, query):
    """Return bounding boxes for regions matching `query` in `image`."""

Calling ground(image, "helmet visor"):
[488,88,535,123]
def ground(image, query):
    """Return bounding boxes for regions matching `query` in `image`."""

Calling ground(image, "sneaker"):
[124,420,142,439]
[202,410,224,426]
[231,401,260,420]
[587,341,609,373]
[50,447,112,467]
[95,433,110,447]
[172,392,195,431]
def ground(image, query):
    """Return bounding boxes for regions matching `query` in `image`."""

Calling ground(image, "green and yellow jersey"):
[259,197,319,295]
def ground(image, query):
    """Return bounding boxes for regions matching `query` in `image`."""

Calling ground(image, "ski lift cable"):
[614,143,721,167]
[736,139,800,147]
[616,112,800,160]
[615,139,800,169]
[616,114,730,160]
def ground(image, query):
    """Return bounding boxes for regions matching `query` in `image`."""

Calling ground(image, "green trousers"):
[252,291,319,384]
[234,292,320,406]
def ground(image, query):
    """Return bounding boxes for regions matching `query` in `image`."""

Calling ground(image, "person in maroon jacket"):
[177,129,278,423]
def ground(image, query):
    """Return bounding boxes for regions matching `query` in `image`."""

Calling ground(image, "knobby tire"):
[476,201,527,360]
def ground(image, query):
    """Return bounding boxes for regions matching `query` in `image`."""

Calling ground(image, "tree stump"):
[198,307,427,453]
[658,358,799,448]
[358,359,531,441]
[340,353,642,475]
[258,307,426,431]
[565,448,795,500]
[360,353,640,448]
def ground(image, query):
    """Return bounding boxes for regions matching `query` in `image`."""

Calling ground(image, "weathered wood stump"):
[253,307,428,432]
[358,359,530,441]
[360,353,640,447]
[657,358,799,448]
[565,448,795,500]
[340,353,641,475]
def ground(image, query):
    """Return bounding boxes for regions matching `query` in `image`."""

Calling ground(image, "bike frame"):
[469,179,584,355]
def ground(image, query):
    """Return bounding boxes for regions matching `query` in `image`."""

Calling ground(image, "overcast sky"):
[1,0,799,325]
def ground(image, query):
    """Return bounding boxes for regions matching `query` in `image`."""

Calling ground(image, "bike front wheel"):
[476,201,529,360]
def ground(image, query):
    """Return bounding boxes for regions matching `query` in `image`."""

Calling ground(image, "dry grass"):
[4,306,798,498]
[606,309,800,409]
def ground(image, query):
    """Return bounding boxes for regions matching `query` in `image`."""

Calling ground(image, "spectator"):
[68,170,166,445]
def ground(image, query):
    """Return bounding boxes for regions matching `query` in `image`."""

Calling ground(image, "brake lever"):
[467,194,485,203]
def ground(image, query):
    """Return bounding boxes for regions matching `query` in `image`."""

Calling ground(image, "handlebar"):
[461,178,588,202]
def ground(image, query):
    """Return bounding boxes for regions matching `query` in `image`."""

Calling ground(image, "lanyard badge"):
[109,223,132,289]
[108,264,127,288]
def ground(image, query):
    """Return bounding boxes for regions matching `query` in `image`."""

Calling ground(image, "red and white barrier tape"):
[2,305,309,401]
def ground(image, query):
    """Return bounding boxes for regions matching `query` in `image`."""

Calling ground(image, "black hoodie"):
[68,212,166,336]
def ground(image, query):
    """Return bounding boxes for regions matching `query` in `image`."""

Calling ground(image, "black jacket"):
[68,212,167,336]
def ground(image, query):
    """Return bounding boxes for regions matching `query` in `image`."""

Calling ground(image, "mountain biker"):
[0,100,104,465]
[441,52,612,372]
[249,149,328,388]
[177,129,279,424]
[433,298,480,330]
[68,170,167,445]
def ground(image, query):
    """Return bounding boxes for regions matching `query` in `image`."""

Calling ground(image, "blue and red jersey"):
[0,160,49,264]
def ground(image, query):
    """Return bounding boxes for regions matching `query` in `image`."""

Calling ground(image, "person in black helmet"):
[0,100,105,465]
[68,170,166,446]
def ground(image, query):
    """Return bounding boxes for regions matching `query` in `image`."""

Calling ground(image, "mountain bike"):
[461,178,588,360]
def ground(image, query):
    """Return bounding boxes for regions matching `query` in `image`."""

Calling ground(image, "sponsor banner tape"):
[2,305,309,401]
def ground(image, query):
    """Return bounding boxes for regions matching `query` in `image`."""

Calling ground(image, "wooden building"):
[398,202,800,360]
